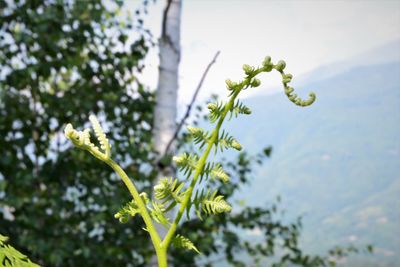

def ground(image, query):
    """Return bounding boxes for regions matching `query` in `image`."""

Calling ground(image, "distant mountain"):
[298,39,400,85]
[227,60,400,266]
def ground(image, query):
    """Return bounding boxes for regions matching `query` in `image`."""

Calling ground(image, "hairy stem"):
[162,87,243,248]
[105,160,162,251]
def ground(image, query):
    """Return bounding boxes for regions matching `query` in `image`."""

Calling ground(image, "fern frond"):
[154,177,185,206]
[202,191,232,215]
[64,116,110,161]
[190,189,232,219]
[187,126,210,149]
[0,234,41,267]
[114,199,141,223]
[210,164,230,183]
[173,153,198,178]
[172,234,200,254]
[89,115,110,158]
[268,59,316,107]
[149,201,170,227]
[230,100,252,118]
[215,130,242,152]
[207,101,225,123]
[208,99,251,125]
[200,162,230,183]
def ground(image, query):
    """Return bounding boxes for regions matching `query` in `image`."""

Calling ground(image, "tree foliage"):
[0,0,155,266]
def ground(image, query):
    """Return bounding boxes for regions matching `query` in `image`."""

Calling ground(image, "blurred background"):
[0,0,399,266]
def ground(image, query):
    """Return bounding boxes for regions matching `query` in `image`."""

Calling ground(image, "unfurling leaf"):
[172,234,200,254]
[114,200,140,223]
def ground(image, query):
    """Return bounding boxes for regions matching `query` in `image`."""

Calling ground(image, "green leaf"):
[114,200,140,223]
[172,234,200,254]
[154,177,185,206]
[149,201,170,227]
[0,234,40,267]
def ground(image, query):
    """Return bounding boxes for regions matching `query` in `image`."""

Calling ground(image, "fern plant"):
[64,56,315,267]
[0,234,40,267]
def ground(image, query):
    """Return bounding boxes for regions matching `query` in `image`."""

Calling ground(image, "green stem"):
[155,247,168,267]
[162,87,243,248]
[105,160,163,254]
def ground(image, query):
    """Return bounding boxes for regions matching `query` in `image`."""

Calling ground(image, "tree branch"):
[163,50,220,157]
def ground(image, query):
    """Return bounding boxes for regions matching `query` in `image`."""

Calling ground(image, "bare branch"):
[163,51,221,156]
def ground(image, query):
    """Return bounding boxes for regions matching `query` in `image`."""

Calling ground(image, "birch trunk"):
[151,1,181,265]
[153,0,181,177]
[151,0,182,267]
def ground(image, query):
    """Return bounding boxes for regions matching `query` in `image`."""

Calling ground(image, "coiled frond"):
[114,199,141,223]
[201,162,230,183]
[229,100,252,119]
[173,153,198,178]
[269,59,316,107]
[187,126,210,149]
[210,164,230,183]
[154,177,186,208]
[201,191,232,215]
[207,101,225,123]
[64,55,317,259]
[114,192,149,223]
[89,115,111,158]
[208,100,251,123]
[172,234,200,254]
[149,201,170,228]
[215,130,242,152]
[64,115,111,161]
[190,189,232,219]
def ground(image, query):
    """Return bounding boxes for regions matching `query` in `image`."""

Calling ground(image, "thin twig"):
[163,50,221,156]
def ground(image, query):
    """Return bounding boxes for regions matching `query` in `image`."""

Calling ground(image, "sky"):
[126,0,400,112]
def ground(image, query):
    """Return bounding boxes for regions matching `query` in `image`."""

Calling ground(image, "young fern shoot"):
[64,56,316,267]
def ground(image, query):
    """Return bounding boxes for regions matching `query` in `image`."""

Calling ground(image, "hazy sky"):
[127,0,400,108]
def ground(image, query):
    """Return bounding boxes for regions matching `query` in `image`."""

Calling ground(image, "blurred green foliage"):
[0,0,155,266]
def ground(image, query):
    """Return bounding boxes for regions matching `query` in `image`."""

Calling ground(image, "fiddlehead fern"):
[270,58,316,107]
[64,115,111,161]
[64,55,315,266]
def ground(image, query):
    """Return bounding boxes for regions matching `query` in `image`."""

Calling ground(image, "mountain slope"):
[228,61,400,266]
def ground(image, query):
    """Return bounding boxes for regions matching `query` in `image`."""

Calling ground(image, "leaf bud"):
[262,56,273,71]
[242,107,252,115]
[250,78,261,87]
[207,103,217,111]
[274,60,286,72]
[282,73,292,84]
[262,56,272,66]
[225,79,236,90]
[187,126,202,136]
[231,139,242,151]
[285,86,294,94]
[64,124,75,139]
[173,155,184,165]
[242,64,254,75]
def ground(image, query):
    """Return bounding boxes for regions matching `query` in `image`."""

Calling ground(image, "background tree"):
[0,1,156,266]
[153,0,181,175]
[151,0,181,264]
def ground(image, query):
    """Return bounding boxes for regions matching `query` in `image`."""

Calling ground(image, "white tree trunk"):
[151,0,181,265]
[151,0,182,267]
[153,0,181,176]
